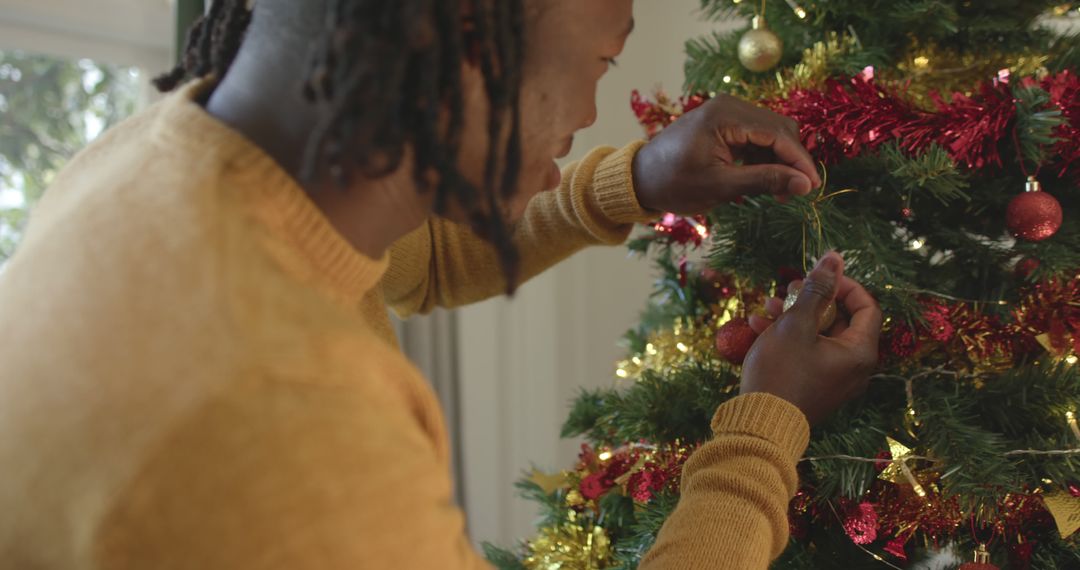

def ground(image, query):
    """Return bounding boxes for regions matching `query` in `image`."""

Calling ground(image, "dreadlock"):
[155,0,526,291]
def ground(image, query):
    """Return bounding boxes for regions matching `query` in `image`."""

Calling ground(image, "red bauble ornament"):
[1007,178,1063,242]
[715,318,757,365]
[958,545,1000,570]
[901,207,915,220]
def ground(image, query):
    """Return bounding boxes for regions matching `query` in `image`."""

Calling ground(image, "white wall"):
[458,0,736,548]
[0,0,171,70]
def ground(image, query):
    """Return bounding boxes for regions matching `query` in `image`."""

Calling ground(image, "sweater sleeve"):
[94,379,490,570]
[382,141,653,317]
[639,394,810,570]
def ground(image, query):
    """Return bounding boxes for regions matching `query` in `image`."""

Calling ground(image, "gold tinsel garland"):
[615,296,743,381]
[522,508,612,570]
[728,32,1051,107]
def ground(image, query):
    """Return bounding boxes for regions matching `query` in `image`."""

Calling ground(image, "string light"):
[909,238,926,250]
[722,75,732,84]
[783,0,808,18]
[597,451,613,461]
[1067,411,1080,442]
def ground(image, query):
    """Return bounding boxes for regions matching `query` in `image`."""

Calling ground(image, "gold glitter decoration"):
[523,510,612,570]
[615,313,732,381]
[1042,489,1080,539]
[565,490,585,508]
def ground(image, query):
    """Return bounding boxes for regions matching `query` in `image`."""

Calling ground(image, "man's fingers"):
[787,252,843,337]
[764,297,784,318]
[749,314,774,335]
[836,279,884,346]
[724,164,813,198]
[745,128,821,190]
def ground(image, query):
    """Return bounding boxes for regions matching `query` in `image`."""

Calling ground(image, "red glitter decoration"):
[875,484,963,542]
[575,444,693,505]
[1043,70,1080,182]
[1006,190,1063,242]
[579,473,609,501]
[1013,277,1080,356]
[1070,483,1080,498]
[922,302,956,343]
[626,465,669,503]
[842,501,880,545]
[715,318,758,365]
[885,323,920,359]
[788,490,813,541]
[901,207,915,220]
[631,90,711,138]
[652,213,709,247]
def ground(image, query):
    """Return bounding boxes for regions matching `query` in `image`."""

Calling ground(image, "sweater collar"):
[153,80,389,304]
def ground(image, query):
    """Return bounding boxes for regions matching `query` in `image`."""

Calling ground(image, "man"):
[0,0,881,568]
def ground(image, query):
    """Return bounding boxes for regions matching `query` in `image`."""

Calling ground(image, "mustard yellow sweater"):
[0,83,809,569]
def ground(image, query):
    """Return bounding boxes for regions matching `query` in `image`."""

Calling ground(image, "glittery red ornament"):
[901,207,915,220]
[715,318,758,365]
[922,301,956,343]
[1006,181,1063,242]
[1069,482,1080,498]
[842,501,879,545]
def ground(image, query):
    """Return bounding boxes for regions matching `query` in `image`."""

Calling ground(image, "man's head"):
[157,0,633,288]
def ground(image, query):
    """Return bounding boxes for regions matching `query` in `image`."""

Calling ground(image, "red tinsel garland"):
[1043,70,1080,182]
[631,70,1080,180]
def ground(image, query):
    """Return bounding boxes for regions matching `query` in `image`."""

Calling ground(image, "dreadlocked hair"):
[153,0,252,92]
[156,0,527,292]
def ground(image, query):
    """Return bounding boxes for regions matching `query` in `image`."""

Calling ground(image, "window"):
[0,49,144,264]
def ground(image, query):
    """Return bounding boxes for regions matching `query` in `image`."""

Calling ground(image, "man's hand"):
[632,93,822,215]
[741,252,883,425]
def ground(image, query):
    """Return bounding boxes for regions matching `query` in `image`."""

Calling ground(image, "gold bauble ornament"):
[783,282,838,333]
[738,16,783,73]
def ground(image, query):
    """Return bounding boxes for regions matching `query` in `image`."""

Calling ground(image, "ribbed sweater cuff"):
[710,393,810,465]
[590,140,656,225]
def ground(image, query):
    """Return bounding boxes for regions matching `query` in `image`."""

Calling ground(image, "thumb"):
[788,252,843,336]
[723,164,813,198]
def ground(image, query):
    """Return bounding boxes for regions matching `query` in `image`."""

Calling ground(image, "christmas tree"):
[485,2,1080,568]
